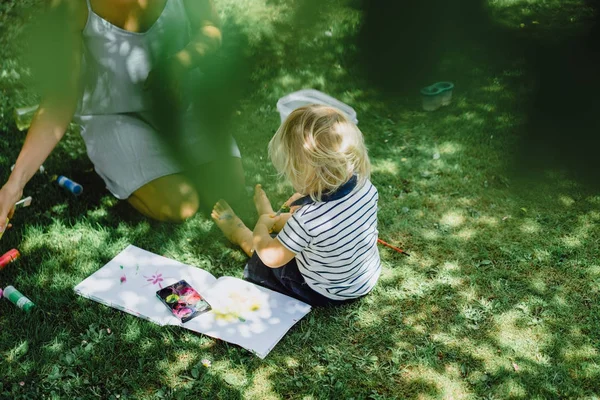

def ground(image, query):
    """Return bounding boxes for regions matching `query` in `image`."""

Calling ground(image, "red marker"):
[0,249,20,269]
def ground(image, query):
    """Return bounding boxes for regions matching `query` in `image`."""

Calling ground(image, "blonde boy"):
[212,105,380,306]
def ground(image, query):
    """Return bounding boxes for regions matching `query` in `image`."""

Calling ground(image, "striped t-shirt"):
[277,179,381,300]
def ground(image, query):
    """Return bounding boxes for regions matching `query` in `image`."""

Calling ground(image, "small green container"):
[3,285,35,312]
[420,82,455,111]
[420,86,444,111]
[434,82,454,106]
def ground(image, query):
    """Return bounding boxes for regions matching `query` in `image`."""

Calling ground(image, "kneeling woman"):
[0,0,243,231]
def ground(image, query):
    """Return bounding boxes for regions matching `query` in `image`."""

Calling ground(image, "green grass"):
[1,0,599,399]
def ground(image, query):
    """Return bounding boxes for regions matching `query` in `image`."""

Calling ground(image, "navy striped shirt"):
[277,180,381,300]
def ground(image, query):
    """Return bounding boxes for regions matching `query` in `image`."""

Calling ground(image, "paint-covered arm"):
[253,215,296,268]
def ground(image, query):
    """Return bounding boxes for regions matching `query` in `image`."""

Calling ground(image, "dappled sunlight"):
[455,197,476,207]
[216,0,289,45]
[493,310,550,364]
[377,263,406,285]
[402,314,429,335]
[587,195,600,205]
[284,357,299,368]
[532,248,550,262]
[21,220,112,254]
[157,350,199,387]
[558,194,575,207]
[440,211,466,227]
[494,378,528,398]
[438,141,463,155]
[43,338,66,355]
[434,270,464,289]
[244,366,280,400]
[404,365,470,400]
[0,0,599,397]
[477,215,499,226]
[562,344,598,362]
[421,229,442,241]
[561,235,582,248]
[529,276,547,293]
[587,264,600,279]
[274,71,328,94]
[519,218,540,233]
[432,334,508,374]
[122,322,143,343]
[371,159,400,175]
[482,80,506,93]
[488,0,592,31]
[5,341,30,364]
[455,227,476,240]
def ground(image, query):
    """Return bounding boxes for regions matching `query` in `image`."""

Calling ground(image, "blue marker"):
[57,176,83,196]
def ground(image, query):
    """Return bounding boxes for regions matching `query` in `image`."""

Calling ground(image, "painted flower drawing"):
[144,272,165,288]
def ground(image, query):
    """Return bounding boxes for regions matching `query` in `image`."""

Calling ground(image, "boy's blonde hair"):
[268,104,371,201]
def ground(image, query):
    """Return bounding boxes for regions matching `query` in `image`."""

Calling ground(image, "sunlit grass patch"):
[493,309,551,363]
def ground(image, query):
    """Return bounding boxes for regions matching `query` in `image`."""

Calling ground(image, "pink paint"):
[144,273,164,288]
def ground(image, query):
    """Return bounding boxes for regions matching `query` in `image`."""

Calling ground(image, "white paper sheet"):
[74,245,218,326]
[74,245,312,358]
[185,277,312,359]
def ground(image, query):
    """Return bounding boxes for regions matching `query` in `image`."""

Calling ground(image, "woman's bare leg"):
[128,174,199,222]
[127,157,245,222]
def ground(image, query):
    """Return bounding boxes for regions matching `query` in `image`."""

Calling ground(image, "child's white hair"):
[268,104,371,201]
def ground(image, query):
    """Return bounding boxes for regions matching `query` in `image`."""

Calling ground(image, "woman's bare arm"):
[0,0,85,232]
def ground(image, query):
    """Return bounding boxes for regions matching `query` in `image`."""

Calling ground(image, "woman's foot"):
[211,200,254,257]
[254,184,274,215]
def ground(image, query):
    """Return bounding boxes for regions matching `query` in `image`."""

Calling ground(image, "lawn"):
[1,0,599,399]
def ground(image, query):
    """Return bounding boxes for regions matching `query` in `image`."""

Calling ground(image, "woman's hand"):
[0,181,23,233]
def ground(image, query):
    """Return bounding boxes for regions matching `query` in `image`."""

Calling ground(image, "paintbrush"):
[14,196,33,210]
[0,197,33,240]
[377,238,410,256]
[274,203,290,216]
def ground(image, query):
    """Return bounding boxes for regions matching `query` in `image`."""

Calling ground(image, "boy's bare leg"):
[211,200,254,257]
[253,184,274,215]
[253,184,291,232]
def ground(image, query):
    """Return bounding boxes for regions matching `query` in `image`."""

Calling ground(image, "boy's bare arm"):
[272,213,292,233]
[253,215,296,268]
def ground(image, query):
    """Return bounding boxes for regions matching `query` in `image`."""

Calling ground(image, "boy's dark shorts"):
[243,252,356,307]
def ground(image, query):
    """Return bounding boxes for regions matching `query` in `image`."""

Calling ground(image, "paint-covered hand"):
[0,181,21,233]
